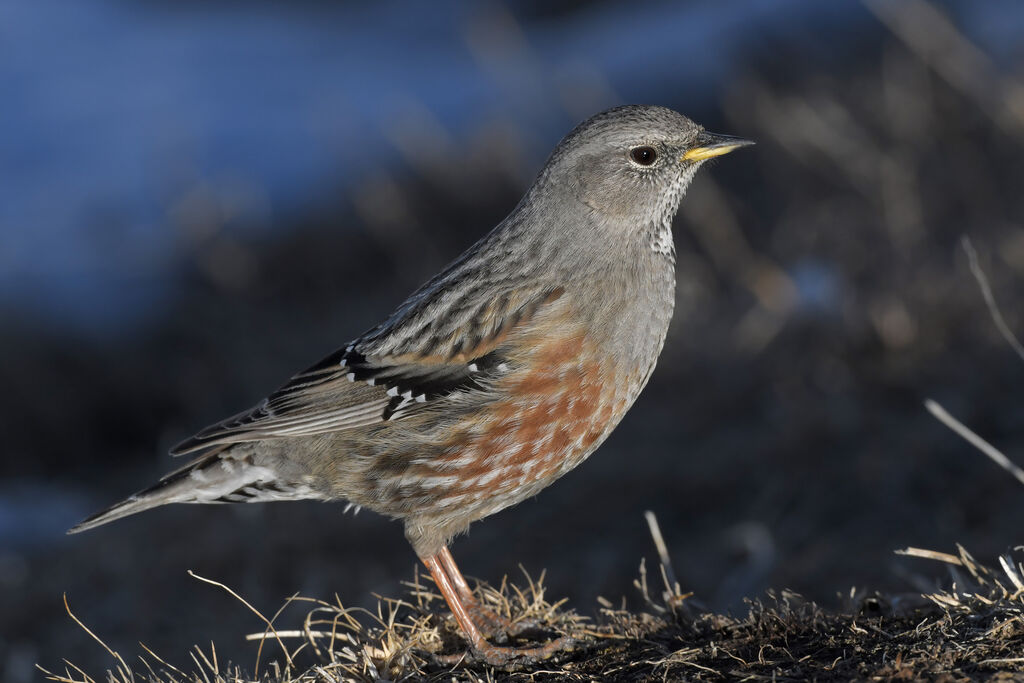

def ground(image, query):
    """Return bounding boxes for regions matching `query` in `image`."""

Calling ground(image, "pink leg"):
[421,549,573,666]
[437,546,540,640]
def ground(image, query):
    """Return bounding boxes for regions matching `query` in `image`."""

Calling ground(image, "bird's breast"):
[377,275,673,513]
[388,328,630,510]
[351,257,676,522]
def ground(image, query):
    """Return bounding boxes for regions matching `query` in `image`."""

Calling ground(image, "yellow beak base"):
[681,132,755,163]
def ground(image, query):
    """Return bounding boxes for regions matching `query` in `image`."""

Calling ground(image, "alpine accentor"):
[71,105,752,664]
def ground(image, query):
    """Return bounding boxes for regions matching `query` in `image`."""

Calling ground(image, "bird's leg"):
[437,546,539,640]
[437,545,481,606]
[422,551,573,666]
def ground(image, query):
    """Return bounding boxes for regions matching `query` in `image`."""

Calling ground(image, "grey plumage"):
[70,103,751,570]
[70,104,753,664]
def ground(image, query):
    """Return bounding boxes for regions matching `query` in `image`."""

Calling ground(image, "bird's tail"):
[68,445,322,534]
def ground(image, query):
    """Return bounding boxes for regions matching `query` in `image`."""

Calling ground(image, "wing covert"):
[170,284,565,455]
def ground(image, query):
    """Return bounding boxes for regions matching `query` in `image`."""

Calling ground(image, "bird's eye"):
[629,146,658,166]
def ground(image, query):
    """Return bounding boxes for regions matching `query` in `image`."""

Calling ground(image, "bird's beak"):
[681,132,755,162]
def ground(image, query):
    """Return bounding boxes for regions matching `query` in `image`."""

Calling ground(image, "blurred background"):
[3,0,1024,678]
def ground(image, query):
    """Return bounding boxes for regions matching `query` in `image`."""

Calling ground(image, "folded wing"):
[170,284,564,455]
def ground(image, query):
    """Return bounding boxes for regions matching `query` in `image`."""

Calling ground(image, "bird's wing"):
[170,284,565,455]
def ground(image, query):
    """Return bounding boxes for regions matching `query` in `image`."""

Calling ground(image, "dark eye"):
[630,146,657,166]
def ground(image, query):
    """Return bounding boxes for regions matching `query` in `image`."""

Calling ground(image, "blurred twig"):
[644,510,680,597]
[925,399,1024,487]
[923,236,1024,485]
[863,0,1024,138]
[961,236,1024,363]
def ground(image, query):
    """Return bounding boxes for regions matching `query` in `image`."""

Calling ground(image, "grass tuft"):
[41,544,1024,681]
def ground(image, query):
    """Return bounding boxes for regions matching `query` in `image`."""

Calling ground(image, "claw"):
[433,635,576,668]
[422,548,575,668]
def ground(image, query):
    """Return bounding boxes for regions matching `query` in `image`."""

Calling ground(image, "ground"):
[41,546,1024,682]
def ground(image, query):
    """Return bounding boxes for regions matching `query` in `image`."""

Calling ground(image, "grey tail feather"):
[68,445,325,535]
[67,449,226,534]
[68,491,176,534]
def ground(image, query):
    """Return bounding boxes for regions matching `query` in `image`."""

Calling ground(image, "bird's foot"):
[434,634,576,668]
[463,600,540,643]
[422,550,576,668]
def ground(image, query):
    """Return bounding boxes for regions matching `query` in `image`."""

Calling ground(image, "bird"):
[69,105,752,665]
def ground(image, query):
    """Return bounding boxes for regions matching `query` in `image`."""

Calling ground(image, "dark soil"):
[41,547,1024,682]
[563,596,1021,681]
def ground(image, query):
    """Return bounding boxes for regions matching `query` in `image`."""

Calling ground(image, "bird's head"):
[537,105,753,233]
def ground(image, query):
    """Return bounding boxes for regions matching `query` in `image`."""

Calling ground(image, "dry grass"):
[39,563,589,683]
[39,543,1024,682]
